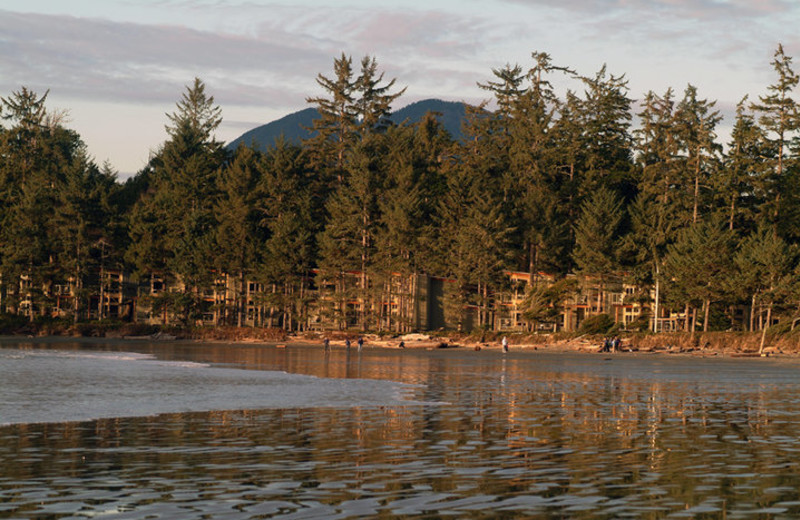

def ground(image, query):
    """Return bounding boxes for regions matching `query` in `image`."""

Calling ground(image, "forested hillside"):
[1,48,799,335]
[226,98,466,151]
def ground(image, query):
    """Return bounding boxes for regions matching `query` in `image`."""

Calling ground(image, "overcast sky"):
[2,0,799,178]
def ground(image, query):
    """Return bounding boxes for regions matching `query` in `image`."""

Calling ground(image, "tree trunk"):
[268,283,276,328]
[73,276,81,325]
[684,303,690,332]
[653,272,660,333]
[729,194,735,231]
[237,270,245,328]
[703,298,710,332]
[759,304,772,354]
[692,151,700,224]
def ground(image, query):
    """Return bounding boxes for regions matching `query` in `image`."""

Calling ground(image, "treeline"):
[2,48,800,335]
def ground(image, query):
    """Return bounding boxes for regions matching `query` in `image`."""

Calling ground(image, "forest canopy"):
[1,46,800,335]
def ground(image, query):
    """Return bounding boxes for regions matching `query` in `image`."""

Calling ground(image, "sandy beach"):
[269,330,799,359]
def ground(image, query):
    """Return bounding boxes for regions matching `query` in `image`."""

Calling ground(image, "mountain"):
[227,99,467,152]
[391,99,466,141]
[227,107,320,152]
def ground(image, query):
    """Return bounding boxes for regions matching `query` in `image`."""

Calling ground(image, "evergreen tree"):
[622,191,677,331]
[513,52,574,276]
[436,159,514,330]
[750,43,799,235]
[576,65,634,198]
[664,217,736,334]
[54,150,118,322]
[259,139,315,331]
[305,53,358,185]
[127,78,226,324]
[406,111,454,276]
[316,141,381,330]
[306,54,403,186]
[355,55,406,135]
[572,186,624,276]
[214,145,263,327]
[734,225,797,350]
[521,278,576,331]
[373,125,425,332]
[718,97,770,232]
[0,88,81,319]
[635,88,678,206]
[572,186,624,317]
[673,84,722,224]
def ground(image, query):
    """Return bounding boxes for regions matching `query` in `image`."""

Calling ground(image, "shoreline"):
[210,332,798,359]
[3,327,798,359]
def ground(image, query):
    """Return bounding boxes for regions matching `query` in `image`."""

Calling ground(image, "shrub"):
[0,313,29,334]
[579,314,615,334]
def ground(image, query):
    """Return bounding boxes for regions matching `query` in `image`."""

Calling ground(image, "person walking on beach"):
[502,336,509,353]
[357,337,364,351]
[345,338,351,349]
[323,337,330,351]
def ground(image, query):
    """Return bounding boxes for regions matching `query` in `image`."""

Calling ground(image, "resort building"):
[0,265,736,334]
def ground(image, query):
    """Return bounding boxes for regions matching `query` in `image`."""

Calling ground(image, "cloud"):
[498,0,795,18]
[0,9,333,107]
[0,6,500,111]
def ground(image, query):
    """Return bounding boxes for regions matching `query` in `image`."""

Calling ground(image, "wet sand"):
[4,339,800,518]
[270,333,795,359]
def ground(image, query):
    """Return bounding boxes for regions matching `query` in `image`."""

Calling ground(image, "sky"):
[1,0,799,178]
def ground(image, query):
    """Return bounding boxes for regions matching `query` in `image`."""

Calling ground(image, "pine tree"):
[512,52,574,277]
[258,139,315,331]
[372,125,424,332]
[214,145,263,327]
[159,78,226,295]
[127,78,227,324]
[572,186,624,319]
[576,65,634,198]
[54,149,118,322]
[572,186,624,276]
[355,55,406,136]
[734,225,797,350]
[315,140,382,330]
[0,88,80,319]
[718,97,770,232]
[436,159,514,330]
[673,84,722,224]
[664,217,736,334]
[305,53,358,185]
[635,88,678,205]
[750,43,799,234]
[622,191,677,331]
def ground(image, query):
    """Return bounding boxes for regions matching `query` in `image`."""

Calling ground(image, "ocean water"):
[0,345,420,426]
[4,339,800,518]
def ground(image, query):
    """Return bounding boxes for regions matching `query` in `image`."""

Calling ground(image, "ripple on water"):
[5,344,800,517]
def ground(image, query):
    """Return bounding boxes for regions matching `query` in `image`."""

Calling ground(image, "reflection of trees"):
[6,346,800,517]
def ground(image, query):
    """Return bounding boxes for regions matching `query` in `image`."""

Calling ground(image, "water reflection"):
[3,339,800,518]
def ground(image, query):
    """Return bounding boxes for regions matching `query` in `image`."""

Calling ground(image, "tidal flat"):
[3,338,800,518]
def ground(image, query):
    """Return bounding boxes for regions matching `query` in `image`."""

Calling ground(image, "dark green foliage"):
[576,65,635,199]
[227,99,466,152]
[579,314,615,334]
[127,78,228,322]
[664,217,737,331]
[5,46,800,336]
[522,278,576,329]
[718,97,770,232]
[572,187,624,276]
[750,44,800,237]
